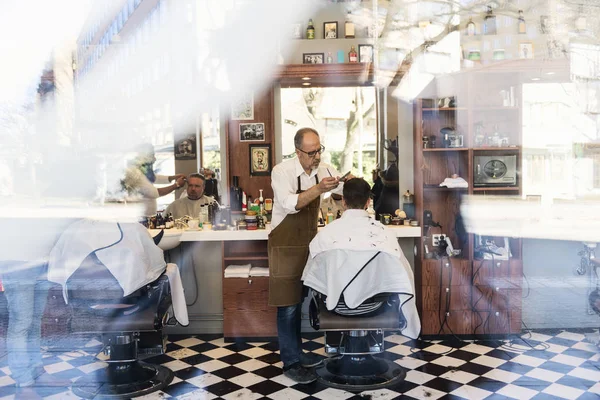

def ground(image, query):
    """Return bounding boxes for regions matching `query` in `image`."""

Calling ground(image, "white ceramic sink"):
[148,229,183,251]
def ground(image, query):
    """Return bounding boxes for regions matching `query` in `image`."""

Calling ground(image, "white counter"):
[178,224,421,242]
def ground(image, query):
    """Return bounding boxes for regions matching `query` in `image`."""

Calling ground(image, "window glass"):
[280,87,377,184]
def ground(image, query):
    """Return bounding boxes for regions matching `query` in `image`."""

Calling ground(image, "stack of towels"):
[224,264,270,278]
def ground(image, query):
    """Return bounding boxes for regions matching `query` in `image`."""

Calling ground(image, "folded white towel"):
[250,267,269,277]
[225,264,252,273]
[439,177,468,188]
[224,273,250,278]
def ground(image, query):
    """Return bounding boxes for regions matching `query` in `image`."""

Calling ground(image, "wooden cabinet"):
[414,79,524,337]
[222,240,276,340]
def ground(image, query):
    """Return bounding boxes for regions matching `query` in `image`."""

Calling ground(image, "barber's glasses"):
[296,145,325,158]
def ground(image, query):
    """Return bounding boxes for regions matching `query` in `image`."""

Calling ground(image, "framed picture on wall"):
[174,136,196,160]
[239,123,265,142]
[231,92,254,120]
[249,144,271,176]
[303,53,324,64]
[323,21,337,39]
[358,44,374,63]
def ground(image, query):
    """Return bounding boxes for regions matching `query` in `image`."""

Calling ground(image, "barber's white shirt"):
[270,158,343,229]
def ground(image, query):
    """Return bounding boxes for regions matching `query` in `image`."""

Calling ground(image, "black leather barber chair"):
[66,253,174,399]
[309,291,406,392]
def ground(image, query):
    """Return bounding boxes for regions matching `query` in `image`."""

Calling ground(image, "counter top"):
[179,224,421,242]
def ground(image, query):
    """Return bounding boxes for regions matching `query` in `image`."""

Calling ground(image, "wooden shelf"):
[224,255,268,261]
[274,63,378,87]
[423,148,468,152]
[473,186,519,191]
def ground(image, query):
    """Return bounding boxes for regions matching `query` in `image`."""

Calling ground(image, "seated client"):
[165,173,215,218]
[302,178,420,339]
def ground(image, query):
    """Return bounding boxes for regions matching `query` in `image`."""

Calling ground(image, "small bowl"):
[410,220,419,227]
[391,218,401,226]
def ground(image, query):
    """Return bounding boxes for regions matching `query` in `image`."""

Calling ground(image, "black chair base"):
[72,361,174,399]
[316,354,406,392]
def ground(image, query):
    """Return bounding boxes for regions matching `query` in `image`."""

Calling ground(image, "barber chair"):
[309,291,406,392]
[66,253,174,399]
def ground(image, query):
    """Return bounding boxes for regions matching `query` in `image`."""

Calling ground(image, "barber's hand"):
[317,177,340,193]
[175,176,186,188]
[170,173,186,182]
[341,174,356,182]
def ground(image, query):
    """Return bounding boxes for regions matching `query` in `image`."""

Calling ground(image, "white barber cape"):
[47,219,189,325]
[302,210,421,339]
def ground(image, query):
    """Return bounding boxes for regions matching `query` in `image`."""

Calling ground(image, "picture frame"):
[358,44,374,63]
[519,42,534,59]
[303,53,324,64]
[174,136,196,160]
[239,123,265,142]
[249,144,271,176]
[231,93,254,120]
[323,21,338,39]
[291,23,302,39]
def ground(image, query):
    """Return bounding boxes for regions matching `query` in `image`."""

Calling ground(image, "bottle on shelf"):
[517,10,526,34]
[466,17,476,36]
[345,12,355,38]
[348,46,358,63]
[326,52,333,64]
[230,176,242,211]
[258,189,265,215]
[242,191,247,212]
[326,208,334,224]
[306,19,315,40]
[367,199,376,220]
[483,6,496,35]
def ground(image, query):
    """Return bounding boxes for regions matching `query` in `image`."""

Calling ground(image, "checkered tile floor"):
[1,329,600,399]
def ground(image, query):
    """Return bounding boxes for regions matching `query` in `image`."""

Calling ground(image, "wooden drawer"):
[223,277,270,312]
[473,310,521,335]
[421,258,471,287]
[473,286,522,311]
[422,285,471,311]
[421,310,473,336]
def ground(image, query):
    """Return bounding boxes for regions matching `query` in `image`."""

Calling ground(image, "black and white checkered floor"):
[1,329,600,399]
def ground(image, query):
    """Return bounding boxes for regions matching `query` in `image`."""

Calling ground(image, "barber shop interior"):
[2,0,600,399]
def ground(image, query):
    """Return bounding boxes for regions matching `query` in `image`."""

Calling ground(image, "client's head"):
[342,178,372,210]
[187,173,206,200]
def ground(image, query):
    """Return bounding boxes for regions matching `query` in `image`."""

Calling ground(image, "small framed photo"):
[358,44,374,63]
[519,42,534,59]
[239,123,265,142]
[231,93,254,120]
[323,21,338,39]
[303,53,324,64]
[291,23,302,39]
[249,144,272,176]
[174,136,196,160]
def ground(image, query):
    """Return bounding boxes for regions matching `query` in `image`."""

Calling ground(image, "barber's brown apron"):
[268,175,320,307]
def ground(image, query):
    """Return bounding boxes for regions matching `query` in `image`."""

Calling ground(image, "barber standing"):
[269,128,349,383]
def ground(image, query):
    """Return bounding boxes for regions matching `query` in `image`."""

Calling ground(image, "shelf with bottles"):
[423,148,469,153]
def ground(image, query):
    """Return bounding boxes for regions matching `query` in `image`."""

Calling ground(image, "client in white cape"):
[302,178,421,339]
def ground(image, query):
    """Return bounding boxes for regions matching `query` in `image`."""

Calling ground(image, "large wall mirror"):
[280,86,378,185]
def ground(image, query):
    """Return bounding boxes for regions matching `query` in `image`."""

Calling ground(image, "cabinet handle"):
[495,311,500,316]
[52,295,57,300]
[495,287,500,292]
[248,279,252,285]
[445,262,450,267]
[496,262,501,267]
